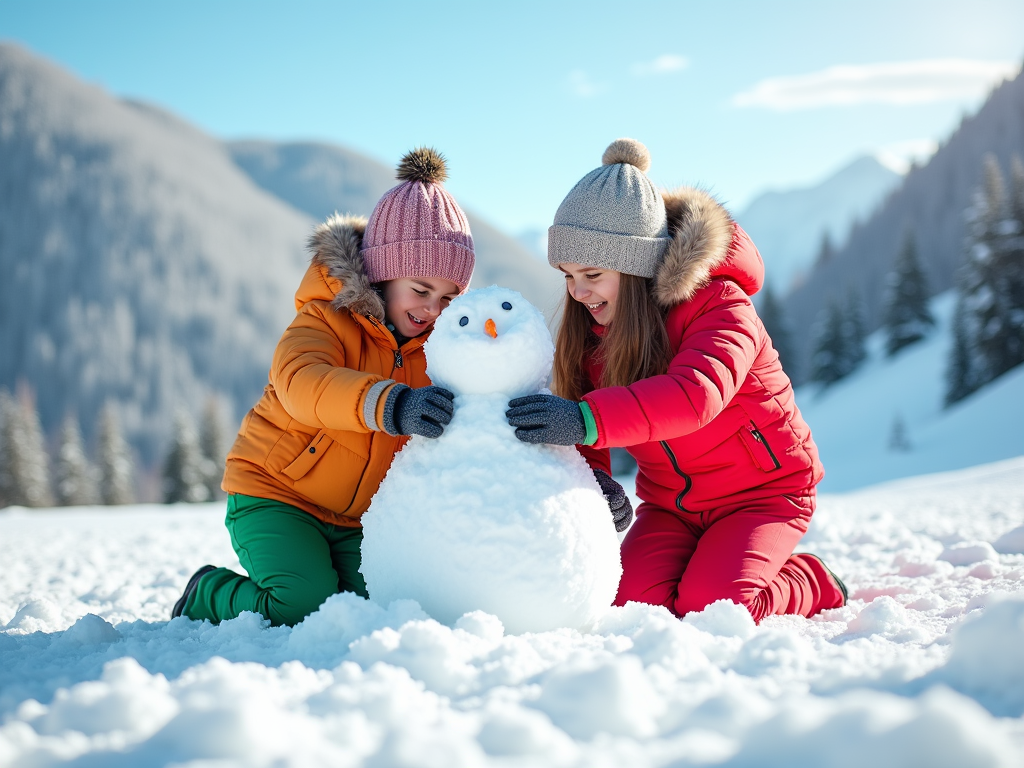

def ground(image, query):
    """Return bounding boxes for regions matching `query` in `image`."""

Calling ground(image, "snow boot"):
[171,565,216,619]
[804,553,848,607]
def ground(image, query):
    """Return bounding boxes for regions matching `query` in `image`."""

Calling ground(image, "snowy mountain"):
[0,43,562,466]
[735,156,901,293]
[2,456,1024,765]
[795,291,1024,492]
[227,141,564,315]
[0,43,313,463]
[784,64,1024,377]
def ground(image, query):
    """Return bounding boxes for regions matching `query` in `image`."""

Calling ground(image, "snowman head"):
[424,286,553,398]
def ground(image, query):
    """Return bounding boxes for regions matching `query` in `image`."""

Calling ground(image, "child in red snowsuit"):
[506,139,846,622]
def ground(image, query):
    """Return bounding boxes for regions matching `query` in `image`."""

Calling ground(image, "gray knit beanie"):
[547,138,671,277]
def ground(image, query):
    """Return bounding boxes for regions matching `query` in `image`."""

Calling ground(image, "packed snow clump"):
[360,286,622,633]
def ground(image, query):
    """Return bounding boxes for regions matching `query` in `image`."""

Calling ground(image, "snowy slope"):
[795,291,1024,492]
[735,156,900,292]
[2,457,1024,767]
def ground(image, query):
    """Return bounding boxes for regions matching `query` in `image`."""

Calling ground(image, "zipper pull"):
[394,349,403,369]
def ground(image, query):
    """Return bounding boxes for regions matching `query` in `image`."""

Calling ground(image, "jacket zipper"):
[748,421,782,470]
[366,314,405,372]
[659,440,694,515]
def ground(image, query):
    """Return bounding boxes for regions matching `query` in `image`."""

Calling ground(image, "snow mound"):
[3,458,1024,766]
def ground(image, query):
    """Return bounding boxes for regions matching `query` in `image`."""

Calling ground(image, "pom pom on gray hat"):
[547,138,670,277]
[602,138,652,173]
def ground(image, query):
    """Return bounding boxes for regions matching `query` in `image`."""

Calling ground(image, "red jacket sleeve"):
[582,280,760,449]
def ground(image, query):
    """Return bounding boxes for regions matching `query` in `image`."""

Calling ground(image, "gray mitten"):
[383,385,455,439]
[593,469,633,532]
[505,394,586,445]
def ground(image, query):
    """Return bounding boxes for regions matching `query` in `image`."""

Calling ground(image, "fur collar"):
[306,214,385,320]
[653,187,735,308]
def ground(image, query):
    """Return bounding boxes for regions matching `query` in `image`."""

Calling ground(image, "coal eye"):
[459,316,469,327]
[501,302,512,310]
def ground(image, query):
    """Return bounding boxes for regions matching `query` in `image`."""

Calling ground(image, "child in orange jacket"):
[172,148,475,626]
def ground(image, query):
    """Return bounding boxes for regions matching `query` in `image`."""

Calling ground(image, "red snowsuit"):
[577,187,843,622]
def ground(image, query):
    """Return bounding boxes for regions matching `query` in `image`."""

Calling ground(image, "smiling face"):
[424,286,553,397]
[381,277,462,338]
[558,263,621,325]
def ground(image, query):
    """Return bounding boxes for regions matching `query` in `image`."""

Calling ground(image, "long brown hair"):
[552,273,672,401]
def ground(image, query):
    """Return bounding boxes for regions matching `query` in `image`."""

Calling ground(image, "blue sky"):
[3,0,1023,235]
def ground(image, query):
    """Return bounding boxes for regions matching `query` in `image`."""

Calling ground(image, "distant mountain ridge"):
[735,156,902,293]
[783,65,1024,379]
[226,141,564,314]
[0,43,312,463]
[0,43,561,469]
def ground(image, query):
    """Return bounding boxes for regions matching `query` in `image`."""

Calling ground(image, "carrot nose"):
[484,318,498,338]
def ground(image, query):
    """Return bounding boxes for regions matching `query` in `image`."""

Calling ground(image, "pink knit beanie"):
[361,148,476,291]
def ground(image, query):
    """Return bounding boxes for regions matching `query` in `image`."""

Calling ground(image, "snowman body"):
[360,286,623,634]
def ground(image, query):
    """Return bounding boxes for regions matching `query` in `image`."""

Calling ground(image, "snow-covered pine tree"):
[1011,154,1024,226]
[882,231,934,356]
[945,296,978,405]
[841,287,867,374]
[97,403,135,505]
[949,153,1024,404]
[199,397,229,501]
[163,409,209,503]
[0,391,14,508]
[54,413,99,506]
[888,412,911,452]
[815,232,835,266]
[0,390,54,507]
[810,300,847,386]
[758,282,797,378]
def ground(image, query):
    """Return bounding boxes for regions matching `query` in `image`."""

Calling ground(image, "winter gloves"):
[505,394,596,446]
[383,385,455,439]
[594,469,633,532]
[506,395,629,531]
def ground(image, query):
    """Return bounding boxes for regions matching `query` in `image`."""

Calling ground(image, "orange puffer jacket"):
[222,215,431,527]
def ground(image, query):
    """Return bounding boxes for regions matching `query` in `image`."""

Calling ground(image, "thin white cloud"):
[631,54,689,77]
[734,59,1021,111]
[874,138,940,174]
[567,69,601,98]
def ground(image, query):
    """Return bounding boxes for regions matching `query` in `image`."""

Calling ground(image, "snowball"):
[939,541,999,566]
[531,655,662,739]
[54,613,121,647]
[37,657,177,738]
[993,524,1024,555]
[4,598,64,633]
[844,596,930,642]
[682,599,757,640]
[936,594,1024,716]
[477,703,576,761]
[361,287,622,634]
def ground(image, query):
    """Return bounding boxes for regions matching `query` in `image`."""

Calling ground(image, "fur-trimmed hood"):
[653,187,764,308]
[297,213,386,320]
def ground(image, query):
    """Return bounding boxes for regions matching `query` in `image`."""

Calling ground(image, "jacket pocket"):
[739,422,782,471]
[282,429,332,480]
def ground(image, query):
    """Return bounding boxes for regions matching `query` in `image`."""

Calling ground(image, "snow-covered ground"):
[795,291,1024,492]
[2,456,1024,767]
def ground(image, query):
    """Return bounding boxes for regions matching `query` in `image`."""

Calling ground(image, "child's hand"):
[505,394,586,446]
[593,469,633,532]
[384,385,455,439]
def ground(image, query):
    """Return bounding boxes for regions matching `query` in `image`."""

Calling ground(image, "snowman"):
[360,286,623,634]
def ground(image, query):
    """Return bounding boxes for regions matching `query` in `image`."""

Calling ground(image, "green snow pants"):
[183,493,368,626]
